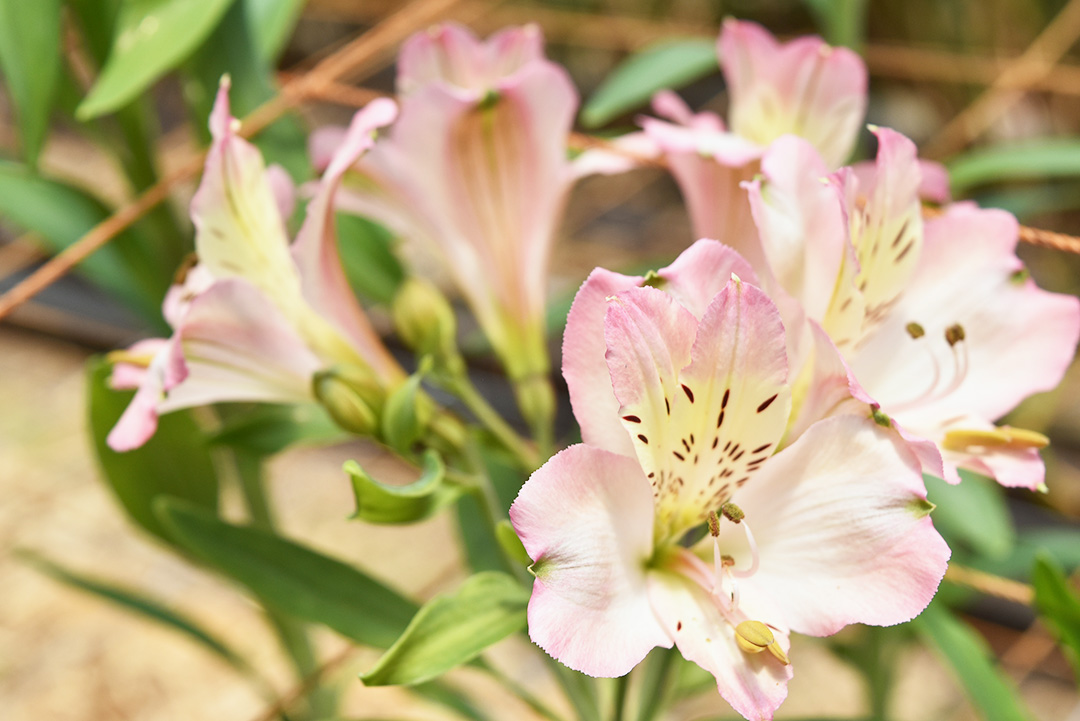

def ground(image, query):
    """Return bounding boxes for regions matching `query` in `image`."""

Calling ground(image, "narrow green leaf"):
[155,499,417,647]
[78,0,239,118]
[977,528,1080,580]
[336,214,406,305]
[243,0,306,63]
[495,520,531,569]
[0,0,62,166]
[0,162,164,320]
[948,139,1080,194]
[361,572,529,686]
[580,39,717,128]
[803,0,869,50]
[18,549,249,672]
[915,602,1033,721]
[411,680,493,721]
[1032,551,1080,682]
[347,450,464,525]
[924,471,1015,558]
[209,403,346,456]
[87,357,219,544]
[185,0,310,180]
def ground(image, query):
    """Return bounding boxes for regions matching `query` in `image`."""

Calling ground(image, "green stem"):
[549,661,602,721]
[610,674,629,721]
[476,658,568,721]
[232,450,336,720]
[445,374,540,471]
[636,648,678,721]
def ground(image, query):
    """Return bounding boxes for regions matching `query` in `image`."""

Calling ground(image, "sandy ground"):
[1,325,1077,721]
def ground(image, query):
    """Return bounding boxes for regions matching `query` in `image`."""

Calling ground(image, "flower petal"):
[510,445,672,676]
[657,239,758,320]
[648,570,792,721]
[720,19,866,169]
[397,23,544,96]
[726,415,950,636]
[563,267,644,457]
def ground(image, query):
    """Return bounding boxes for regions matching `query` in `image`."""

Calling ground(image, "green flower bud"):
[313,369,380,436]
[392,278,461,370]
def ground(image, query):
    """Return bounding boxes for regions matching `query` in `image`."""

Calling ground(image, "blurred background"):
[3,0,1080,719]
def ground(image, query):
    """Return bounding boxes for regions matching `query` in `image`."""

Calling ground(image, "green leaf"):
[580,39,717,128]
[155,499,417,647]
[803,0,869,50]
[77,0,239,118]
[495,520,531,569]
[0,162,164,320]
[915,601,1033,721]
[185,0,310,180]
[0,0,62,166]
[18,549,249,673]
[347,450,464,525]
[243,0,306,63]
[87,357,219,544]
[361,572,529,686]
[924,471,1015,559]
[411,680,493,721]
[336,214,406,305]
[1032,551,1080,682]
[977,528,1080,580]
[948,139,1080,194]
[209,403,346,456]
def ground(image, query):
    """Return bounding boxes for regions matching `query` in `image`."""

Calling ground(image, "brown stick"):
[0,0,466,324]
[945,563,1034,606]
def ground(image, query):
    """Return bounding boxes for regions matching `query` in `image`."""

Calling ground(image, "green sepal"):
[347,450,465,525]
[495,520,532,569]
[381,360,433,453]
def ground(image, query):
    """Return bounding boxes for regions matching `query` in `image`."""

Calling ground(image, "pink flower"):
[746,127,1080,489]
[638,20,866,252]
[511,250,949,720]
[107,82,404,451]
[329,23,579,388]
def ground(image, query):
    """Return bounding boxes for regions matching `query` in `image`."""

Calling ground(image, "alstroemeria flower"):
[511,258,949,720]
[636,19,866,259]
[328,23,579,394]
[746,128,1080,489]
[107,82,404,451]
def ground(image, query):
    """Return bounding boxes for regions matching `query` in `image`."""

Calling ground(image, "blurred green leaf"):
[1032,551,1080,682]
[975,527,1080,580]
[411,680,493,721]
[209,403,346,456]
[924,471,1015,559]
[361,572,529,686]
[803,0,868,49]
[381,368,430,453]
[18,549,250,673]
[0,0,62,166]
[337,214,406,305]
[186,0,310,179]
[87,357,220,544]
[455,434,522,574]
[347,449,464,525]
[156,499,417,647]
[0,162,164,320]
[244,0,306,63]
[973,182,1080,220]
[78,0,239,119]
[495,520,530,569]
[915,601,1033,721]
[581,39,717,128]
[949,139,1080,194]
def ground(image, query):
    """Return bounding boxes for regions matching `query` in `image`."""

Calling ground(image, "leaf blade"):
[0,0,62,165]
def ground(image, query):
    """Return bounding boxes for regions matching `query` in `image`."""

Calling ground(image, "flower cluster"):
[104,19,1079,721]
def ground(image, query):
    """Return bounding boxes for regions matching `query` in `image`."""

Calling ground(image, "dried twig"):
[923,0,1080,159]
[944,563,1034,606]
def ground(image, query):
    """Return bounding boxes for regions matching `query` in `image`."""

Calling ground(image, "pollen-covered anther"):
[945,323,966,347]
[707,510,721,537]
[720,554,736,567]
[905,322,925,339]
[720,502,745,524]
[734,620,790,665]
[943,426,1050,452]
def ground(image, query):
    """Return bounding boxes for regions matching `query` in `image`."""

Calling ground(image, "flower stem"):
[476,658,568,721]
[636,648,678,721]
[444,374,541,471]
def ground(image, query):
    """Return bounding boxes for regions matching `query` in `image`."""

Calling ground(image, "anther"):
[734,620,790,665]
[707,510,720,537]
[720,502,744,524]
[945,323,966,346]
[905,322,925,339]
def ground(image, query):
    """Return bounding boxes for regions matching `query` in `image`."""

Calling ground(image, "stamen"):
[730,521,760,579]
[889,321,970,414]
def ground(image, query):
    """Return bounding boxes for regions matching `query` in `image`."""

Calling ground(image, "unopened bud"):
[392,278,460,367]
[313,369,380,435]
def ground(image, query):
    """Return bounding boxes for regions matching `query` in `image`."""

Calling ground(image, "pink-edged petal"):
[159,279,324,412]
[569,131,660,180]
[562,267,644,457]
[918,160,951,203]
[106,338,185,452]
[291,99,404,383]
[509,445,672,676]
[783,320,870,443]
[746,135,848,324]
[648,570,791,721]
[930,415,1044,490]
[190,79,302,308]
[266,163,297,221]
[657,239,758,320]
[309,125,347,173]
[655,279,790,533]
[851,204,1080,429]
[397,23,544,96]
[604,286,698,497]
[726,415,950,636]
[109,338,170,390]
[720,19,866,169]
